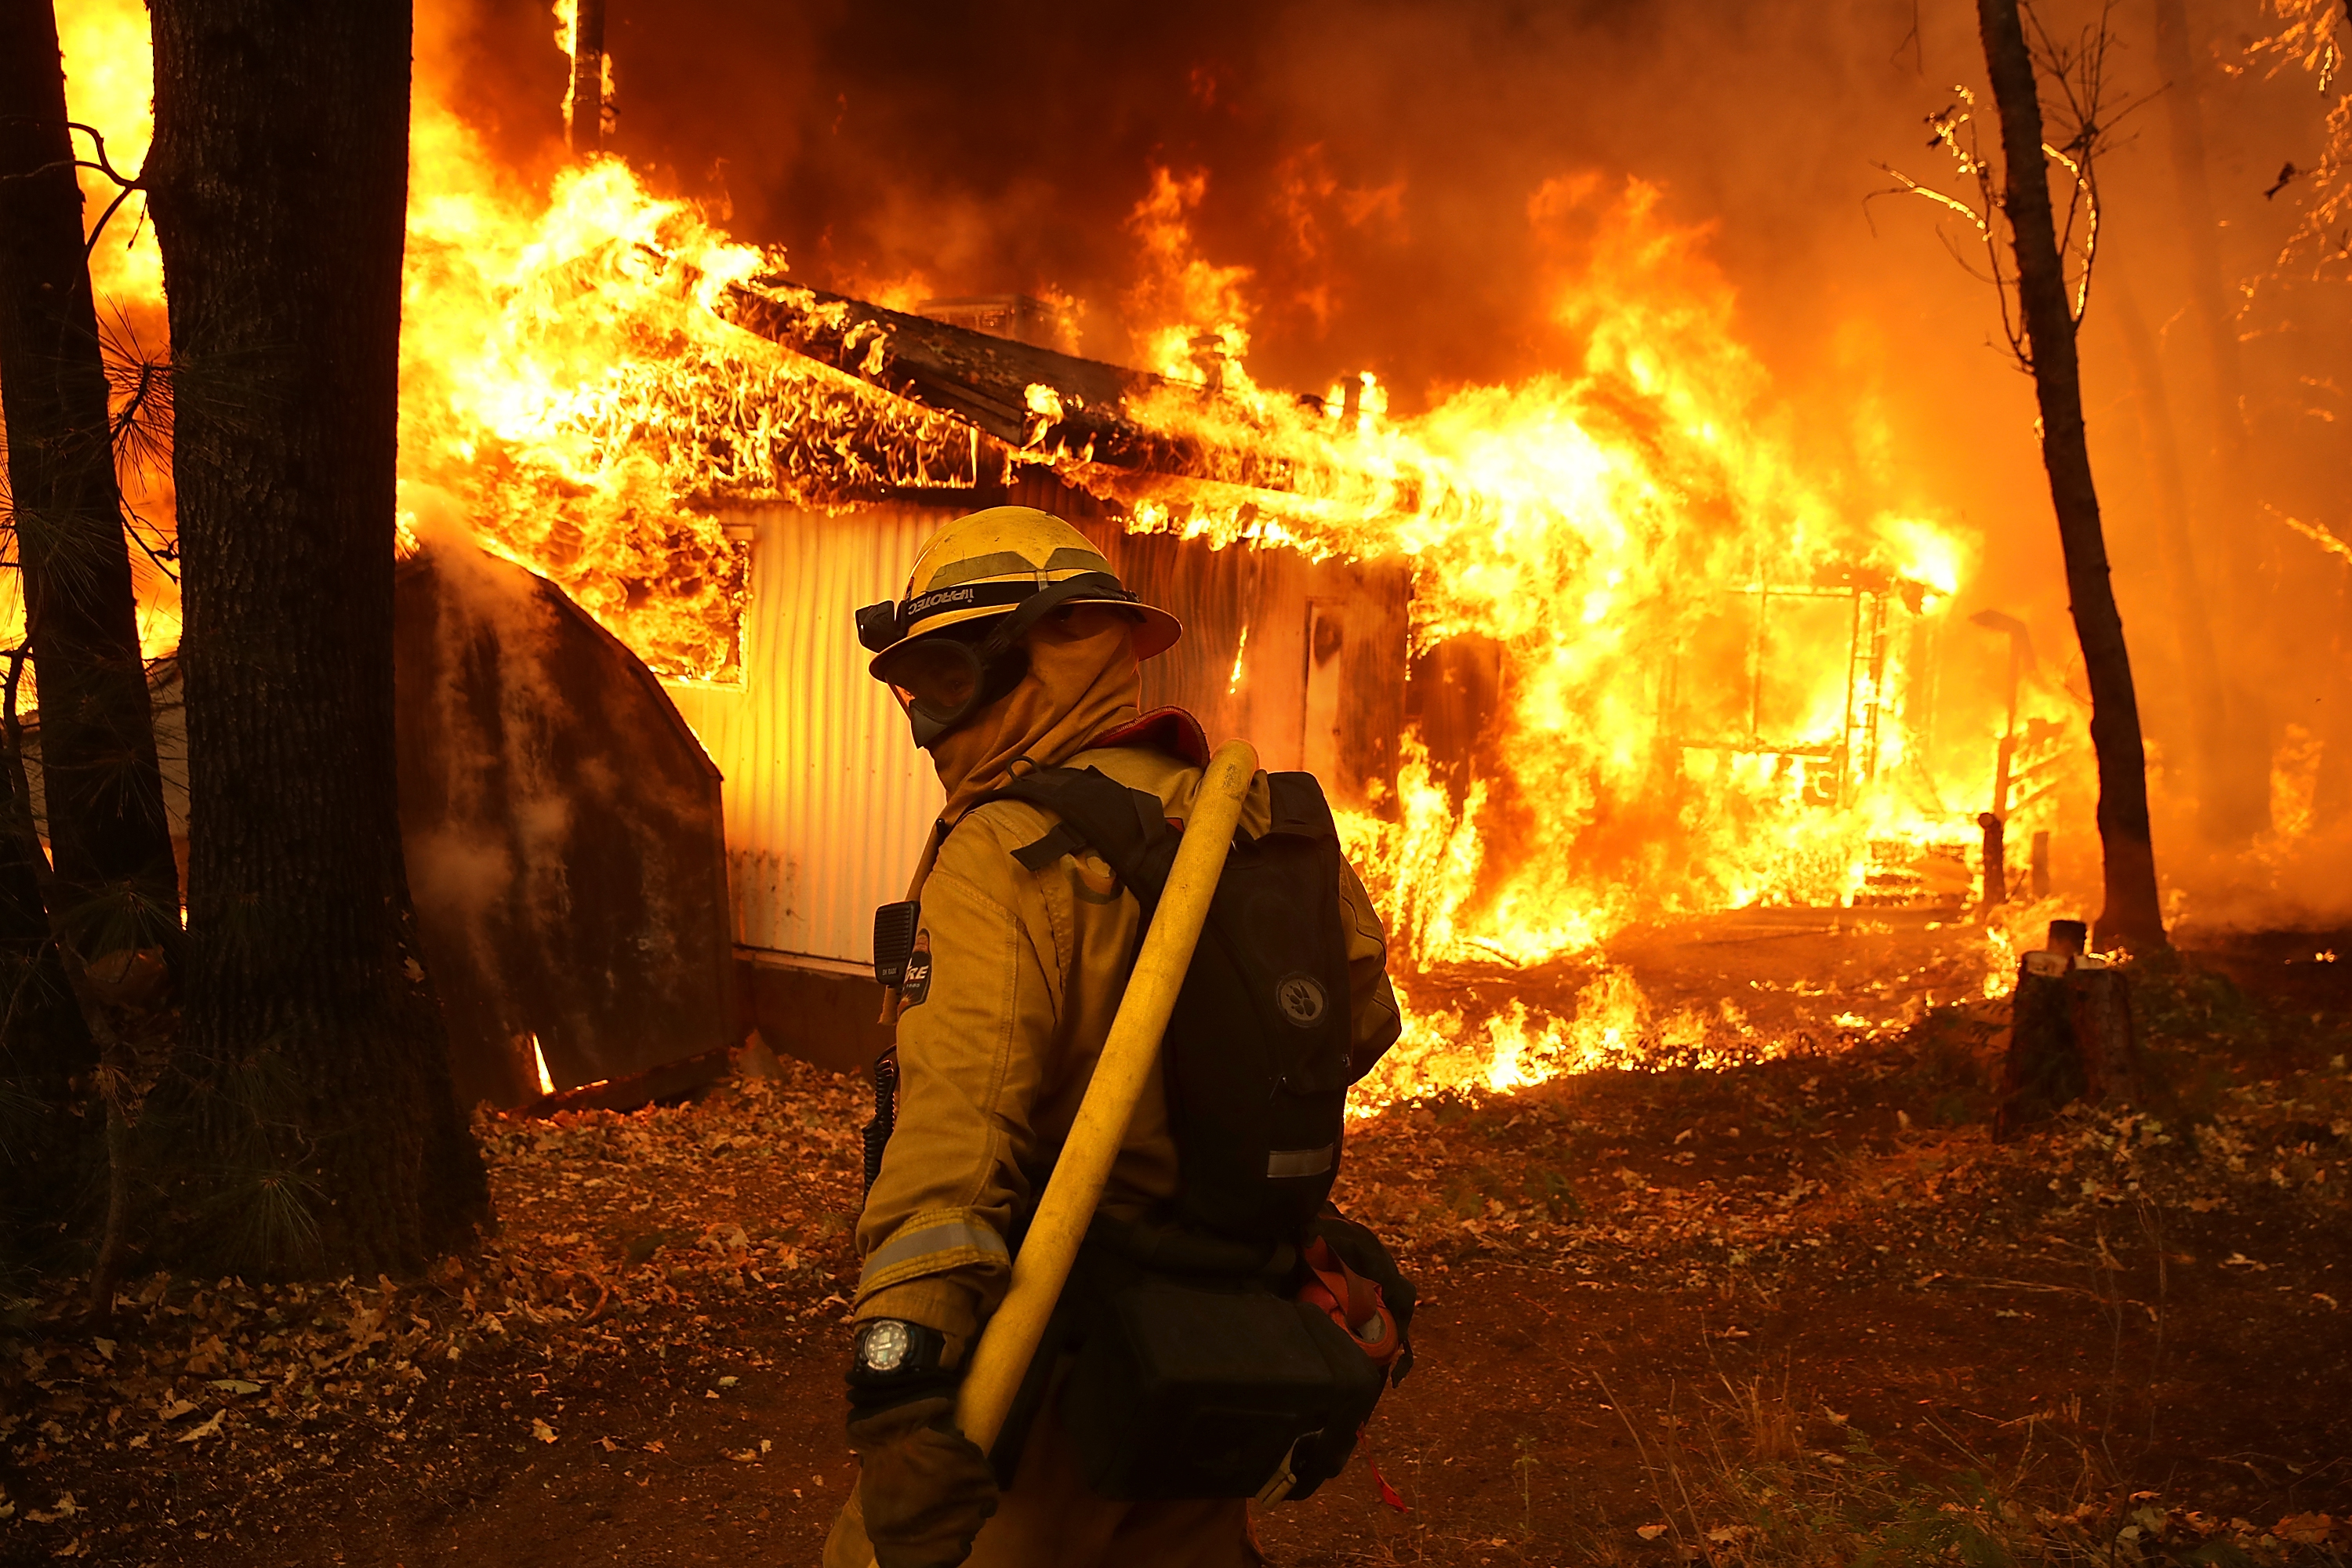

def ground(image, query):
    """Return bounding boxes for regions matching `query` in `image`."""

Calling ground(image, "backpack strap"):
[1265,771,1338,841]
[974,767,1181,904]
[1009,821,1088,874]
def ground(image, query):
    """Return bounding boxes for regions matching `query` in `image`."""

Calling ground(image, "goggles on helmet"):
[858,572,1139,748]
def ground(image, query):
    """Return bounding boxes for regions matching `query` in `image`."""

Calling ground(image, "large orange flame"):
[1098,170,1999,1099]
[50,2,2017,1102]
[1114,175,1973,931]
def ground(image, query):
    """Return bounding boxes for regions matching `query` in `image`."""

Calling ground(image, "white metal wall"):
[663,503,949,965]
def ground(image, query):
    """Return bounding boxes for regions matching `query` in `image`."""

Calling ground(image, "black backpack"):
[981,764,1358,1243]
[867,762,1410,1502]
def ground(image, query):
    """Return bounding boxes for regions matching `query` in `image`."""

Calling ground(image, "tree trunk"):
[0,731,95,1243]
[0,0,173,1242]
[2150,0,2274,844]
[566,0,608,155]
[1975,0,2168,950]
[0,0,184,963]
[146,0,486,1275]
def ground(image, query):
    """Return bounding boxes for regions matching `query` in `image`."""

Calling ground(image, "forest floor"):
[5,921,2350,1566]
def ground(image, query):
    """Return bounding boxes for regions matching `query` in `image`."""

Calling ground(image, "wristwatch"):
[848,1317,949,1388]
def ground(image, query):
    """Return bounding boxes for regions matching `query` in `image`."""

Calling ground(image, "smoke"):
[353,0,2352,930]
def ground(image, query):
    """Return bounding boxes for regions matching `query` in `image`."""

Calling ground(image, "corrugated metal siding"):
[663,485,1411,966]
[665,503,950,964]
[1011,473,1409,807]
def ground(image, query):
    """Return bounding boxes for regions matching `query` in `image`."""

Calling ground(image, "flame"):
[52,5,2009,1105]
[1125,168,1262,393]
[530,1033,557,1097]
[1102,172,2002,1101]
[1352,969,1753,1114]
[397,129,768,678]
[60,0,906,681]
[1113,176,1976,982]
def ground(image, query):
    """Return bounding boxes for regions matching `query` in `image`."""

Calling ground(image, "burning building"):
[82,0,2352,1107]
[387,190,1973,1092]
[234,135,1998,1099]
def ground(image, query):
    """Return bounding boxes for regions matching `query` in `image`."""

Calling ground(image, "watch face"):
[860,1319,912,1374]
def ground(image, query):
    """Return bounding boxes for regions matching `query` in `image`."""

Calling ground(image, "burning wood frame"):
[1664,572,1909,811]
[1658,568,1974,911]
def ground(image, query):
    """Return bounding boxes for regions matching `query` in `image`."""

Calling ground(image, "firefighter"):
[825,506,1403,1568]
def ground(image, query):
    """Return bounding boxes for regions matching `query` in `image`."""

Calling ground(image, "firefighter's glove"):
[848,1394,998,1568]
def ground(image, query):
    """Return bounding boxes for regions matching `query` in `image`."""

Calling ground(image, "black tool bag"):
[985,1216,1384,1502]
[982,765,1358,1244]
[1059,1265,1385,1501]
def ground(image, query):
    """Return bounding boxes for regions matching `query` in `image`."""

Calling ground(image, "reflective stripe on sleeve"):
[858,1217,1011,1291]
[1266,1145,1335,1178]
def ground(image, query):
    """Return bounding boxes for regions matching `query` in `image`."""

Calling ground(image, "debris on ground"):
[5,939,2348,1564]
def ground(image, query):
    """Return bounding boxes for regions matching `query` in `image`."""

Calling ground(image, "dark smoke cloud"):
[452,0,1998,399]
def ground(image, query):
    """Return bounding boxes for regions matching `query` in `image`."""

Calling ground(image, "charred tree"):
[0,0,180,1241]
[1975,0,2166,950]
[146,0,486,1274]
[565,0,608,155]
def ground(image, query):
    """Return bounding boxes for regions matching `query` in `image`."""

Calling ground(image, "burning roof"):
[717,278,1417,525]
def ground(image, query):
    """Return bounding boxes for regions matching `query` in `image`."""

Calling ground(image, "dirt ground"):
[5,923,2350,1566]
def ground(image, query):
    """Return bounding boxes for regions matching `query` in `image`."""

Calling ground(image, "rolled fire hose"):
[953,737,1258,1454]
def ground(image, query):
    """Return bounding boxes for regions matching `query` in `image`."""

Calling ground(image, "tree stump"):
[2067,967,2141,1103]
[1995,920,2140,1138]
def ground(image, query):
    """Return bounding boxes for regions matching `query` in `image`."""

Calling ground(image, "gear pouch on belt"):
[1058,1272,1385,1502]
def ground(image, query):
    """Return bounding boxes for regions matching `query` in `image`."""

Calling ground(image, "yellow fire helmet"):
[855,506,1181,746]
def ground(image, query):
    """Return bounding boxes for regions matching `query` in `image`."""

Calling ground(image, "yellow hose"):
[953,739,1259,1454]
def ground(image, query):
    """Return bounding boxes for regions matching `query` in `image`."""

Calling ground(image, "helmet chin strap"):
[906,575,1131,749]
